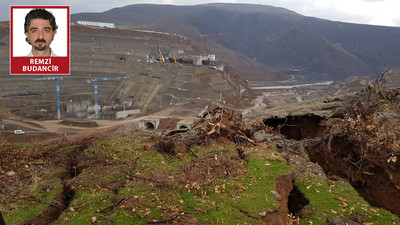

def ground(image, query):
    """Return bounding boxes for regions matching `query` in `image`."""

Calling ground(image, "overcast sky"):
[3,0,400,27]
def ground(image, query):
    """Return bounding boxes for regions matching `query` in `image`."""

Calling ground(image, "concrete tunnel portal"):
[145,122,155,130]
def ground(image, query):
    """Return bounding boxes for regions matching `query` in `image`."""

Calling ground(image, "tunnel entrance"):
[145,122,155,130]
[263,114,326,140]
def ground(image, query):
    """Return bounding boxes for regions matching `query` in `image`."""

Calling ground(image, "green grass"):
[296,177,399,225]
[2,176,62,224]
[9,136,397,225]
[234,160,290,216]
[49,138,292,224]
[193,160,291,224]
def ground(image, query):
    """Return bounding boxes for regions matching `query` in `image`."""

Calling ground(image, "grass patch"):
[2,176,62,224]
[296,177,399,225]
[234,160,290,217]
[57,138,291,224]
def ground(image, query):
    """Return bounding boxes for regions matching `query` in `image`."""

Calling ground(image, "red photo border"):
[10,6,70,75]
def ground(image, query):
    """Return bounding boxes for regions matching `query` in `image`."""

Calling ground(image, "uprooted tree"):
[153,103,274,155]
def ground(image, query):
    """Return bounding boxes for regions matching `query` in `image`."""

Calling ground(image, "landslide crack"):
[263,115,325,140]
[288,183,309,216]
[24,147,84,225]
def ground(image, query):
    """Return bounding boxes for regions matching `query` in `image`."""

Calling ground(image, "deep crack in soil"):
[307,135,400,216]
[263,115,325,141]
[23,146,85,225]
[288,183,309,216]
[265,113,400,217]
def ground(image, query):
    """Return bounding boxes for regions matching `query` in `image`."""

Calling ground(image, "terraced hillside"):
[0,22,240,119]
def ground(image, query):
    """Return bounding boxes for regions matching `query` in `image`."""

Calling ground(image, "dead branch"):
[237,207,259,220]
[18,192,42,204]
[132,175,163,184]
[99,214,116,224]
[99,197,126,213]
[237,130,256,145]
[374,69,390,101]
[187,148,199,158]
[147,213,180,224]
[147,206,218,224]
[207,123,221,136]
[230,95,248,120]
[0,180,17,194]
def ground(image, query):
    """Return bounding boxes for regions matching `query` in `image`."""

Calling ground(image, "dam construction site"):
[1,21,400,225]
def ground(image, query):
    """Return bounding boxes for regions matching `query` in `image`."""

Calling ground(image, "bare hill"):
[72,3,400,81]
[0,22,240,119]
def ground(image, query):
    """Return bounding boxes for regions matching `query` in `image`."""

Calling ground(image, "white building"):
[77,21,115,29]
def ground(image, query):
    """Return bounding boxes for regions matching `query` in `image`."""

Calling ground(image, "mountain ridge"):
[72,3,400,81]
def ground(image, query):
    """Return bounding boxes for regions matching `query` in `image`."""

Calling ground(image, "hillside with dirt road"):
[1,10,400,224]
[1,71,400,224]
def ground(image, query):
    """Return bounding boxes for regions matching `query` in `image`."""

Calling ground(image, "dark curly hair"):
[24,8,58,44]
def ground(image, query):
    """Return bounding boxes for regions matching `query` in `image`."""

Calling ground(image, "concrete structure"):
[176,120,193,129]
[66,101,90,118]
[137,117,161,130]
[77,21,115,28]
[116,109,140,119]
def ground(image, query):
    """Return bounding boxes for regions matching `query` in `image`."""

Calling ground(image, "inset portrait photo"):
[10,6,70,75]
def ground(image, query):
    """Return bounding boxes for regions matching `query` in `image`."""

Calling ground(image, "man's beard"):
[34,39,48,51]
[34,45,47,51]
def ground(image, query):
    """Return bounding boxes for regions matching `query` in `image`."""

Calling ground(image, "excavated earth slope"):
[245,74,400,217]
[0,22,240,119]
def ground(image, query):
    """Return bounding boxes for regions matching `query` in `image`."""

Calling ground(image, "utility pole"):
[32,77,63,120]
[89,77,128,119]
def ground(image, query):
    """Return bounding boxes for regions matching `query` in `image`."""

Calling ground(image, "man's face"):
[25,18,56,51]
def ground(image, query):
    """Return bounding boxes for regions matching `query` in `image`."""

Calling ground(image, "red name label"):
[10,57,70,75]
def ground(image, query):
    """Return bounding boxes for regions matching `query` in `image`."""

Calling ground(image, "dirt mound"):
[179,152,246,184]
[138,152,246,189]
[153,136,188,155]
[157,117,181,130]
[59,119,99,127]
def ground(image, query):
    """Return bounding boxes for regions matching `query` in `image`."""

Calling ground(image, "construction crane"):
[200,33,224,54]
[89,76,128,119]
[32,77,63,120]
[154,31,165,62]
